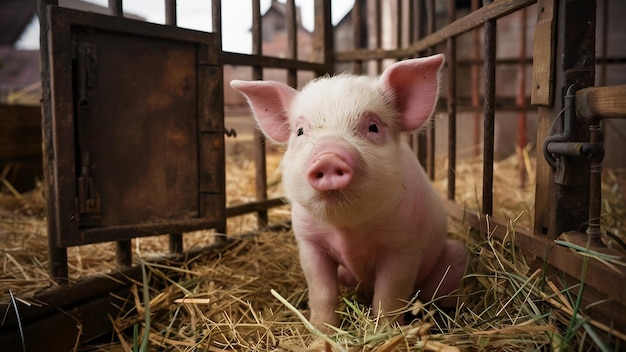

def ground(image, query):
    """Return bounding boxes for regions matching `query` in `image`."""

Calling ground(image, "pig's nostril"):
[316,172,324,179]
[337,170,344,176]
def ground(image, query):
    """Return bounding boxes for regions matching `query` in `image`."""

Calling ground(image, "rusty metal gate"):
[42,3,226,280]
[1,0,625,349]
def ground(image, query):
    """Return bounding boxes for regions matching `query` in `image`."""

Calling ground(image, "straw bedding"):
[1,140,625,351]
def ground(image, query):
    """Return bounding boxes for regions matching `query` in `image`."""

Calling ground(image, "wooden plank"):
[445,200,626,308]
[576,85,626,119]
[335,0,537,62]
[0,240,234,350]
[530,0,556,106]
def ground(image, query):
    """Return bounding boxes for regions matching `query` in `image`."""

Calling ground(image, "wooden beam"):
[576,85,626,119]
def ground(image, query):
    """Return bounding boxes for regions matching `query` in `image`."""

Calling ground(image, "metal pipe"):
[543,85,577,168]
[586,122,604,245]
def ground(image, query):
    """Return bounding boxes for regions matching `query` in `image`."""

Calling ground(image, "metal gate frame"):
[41,3,226,281]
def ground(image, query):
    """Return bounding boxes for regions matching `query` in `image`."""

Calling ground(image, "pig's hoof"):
[307,339,332,352]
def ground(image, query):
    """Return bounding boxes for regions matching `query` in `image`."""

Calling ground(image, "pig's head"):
[231,54,444,224]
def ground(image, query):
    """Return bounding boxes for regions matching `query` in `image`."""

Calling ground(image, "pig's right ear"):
[230,80,297,143]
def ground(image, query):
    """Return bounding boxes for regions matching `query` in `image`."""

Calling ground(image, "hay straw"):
[2,141,625,350]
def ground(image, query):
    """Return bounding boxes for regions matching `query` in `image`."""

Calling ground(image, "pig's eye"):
[296,127,304,136]
[368,123,379,133]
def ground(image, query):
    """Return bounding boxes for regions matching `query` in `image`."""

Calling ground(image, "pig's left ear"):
[379,54,444,131]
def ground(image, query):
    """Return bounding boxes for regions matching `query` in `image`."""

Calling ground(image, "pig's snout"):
[307,153,354,192]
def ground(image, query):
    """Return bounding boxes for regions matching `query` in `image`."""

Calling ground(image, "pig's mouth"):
[313,187,359,207]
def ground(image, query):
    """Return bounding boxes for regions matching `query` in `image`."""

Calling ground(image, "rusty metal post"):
[286,0,297,87]
[39,0,69,284]
[482,0,496,216]
[212,0,228,245]
[374,0,383,74]
[587,121,604,245]
[165,0,176,26]
[251,0,269,228]
[352,0,365,75]
[416,0,429,170]
[396,0,402,54]
[426,0,436,180]
[446,0,457,200]
[516,8,528,188]
[108,0,122,16]
[164,0,184,255]
[471,0,481,158]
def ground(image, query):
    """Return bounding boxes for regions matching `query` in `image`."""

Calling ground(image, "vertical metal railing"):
[446,0,457,201]
[286,0,298,88]
[482,0,497,217]
[251,0,269,229]
[164,0,184,256]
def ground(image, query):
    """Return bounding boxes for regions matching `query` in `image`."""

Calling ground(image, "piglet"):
[231,54,467,327]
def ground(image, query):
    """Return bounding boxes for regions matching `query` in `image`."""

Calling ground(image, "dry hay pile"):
[1,145,626,350]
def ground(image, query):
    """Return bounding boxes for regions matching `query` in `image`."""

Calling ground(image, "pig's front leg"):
[372,255,420,324]
[297,240,340,327]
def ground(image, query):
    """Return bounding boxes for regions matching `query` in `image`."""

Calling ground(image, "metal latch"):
[77,150,101,215]
[543,85,604,185]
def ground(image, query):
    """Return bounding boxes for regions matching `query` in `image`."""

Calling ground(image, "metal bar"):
[335,0,537,62]
[586,123,603,245]
[165,0,176,26]
[396,0,402,52]
[516,7,528,188]
[482,0,496,216]
[286,0,297,87]
[352,0,364,74]
[375,0,382,73]
[446,0,457,200]
[223,52,326,71]
[212,0,221,33]
[416,0,428,168]
[251,0,268,228]
[108,0,122,16]
[600,0,608,86]
[226,198,286,218]
[426,0,435,180]
[164,0,183,255]
[471,0,481,158]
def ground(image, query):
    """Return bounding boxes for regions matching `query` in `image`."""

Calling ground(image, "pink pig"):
[231,54,467,327]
